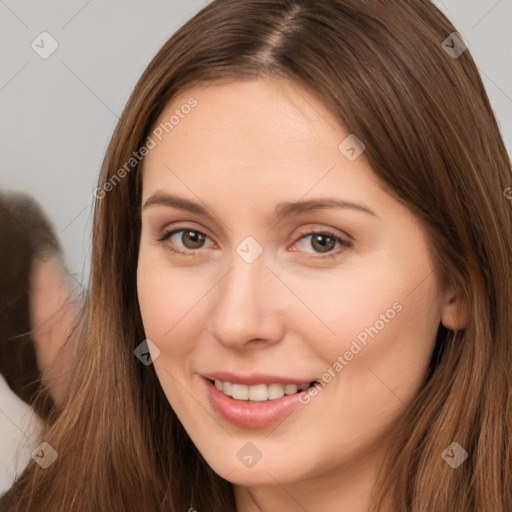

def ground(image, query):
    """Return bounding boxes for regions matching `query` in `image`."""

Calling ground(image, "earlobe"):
[441,290,469,331]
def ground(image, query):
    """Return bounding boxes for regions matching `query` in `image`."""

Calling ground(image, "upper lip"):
[202,371,317,386]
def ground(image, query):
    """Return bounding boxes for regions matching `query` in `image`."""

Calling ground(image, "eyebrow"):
[142,192,379,220]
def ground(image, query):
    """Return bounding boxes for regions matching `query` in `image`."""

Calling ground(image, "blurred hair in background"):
[0,191,79,419]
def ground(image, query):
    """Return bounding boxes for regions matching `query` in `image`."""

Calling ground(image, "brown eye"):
[310,233,337,253]
[293,230,352,259]
[180,230,207,249]
[158,228,213,256]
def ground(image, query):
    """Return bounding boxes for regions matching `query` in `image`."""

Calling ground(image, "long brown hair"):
[2,0,511,510]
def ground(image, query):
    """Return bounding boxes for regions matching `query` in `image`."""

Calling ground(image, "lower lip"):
[203,377,306,429]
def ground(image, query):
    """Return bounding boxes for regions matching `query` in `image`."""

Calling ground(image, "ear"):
[440,287,469,331]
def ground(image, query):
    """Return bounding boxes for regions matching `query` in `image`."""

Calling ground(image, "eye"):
[156,226,352,260]
[292,229,352,259]
[158,228,213,256]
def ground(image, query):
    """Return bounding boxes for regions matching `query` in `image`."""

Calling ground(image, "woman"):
[1,0,510,510]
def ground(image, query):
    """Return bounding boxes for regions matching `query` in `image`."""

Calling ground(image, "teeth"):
[213,380,311,402]
[231,383,249,400]
[248,384,268,402]
[267,383,285,400]
[284,384,298,395]
[223,381,232,396]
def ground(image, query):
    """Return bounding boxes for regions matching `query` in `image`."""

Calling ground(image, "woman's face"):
[137,78,447,493]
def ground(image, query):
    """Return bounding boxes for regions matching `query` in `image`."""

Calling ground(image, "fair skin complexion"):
[137,78,467,512]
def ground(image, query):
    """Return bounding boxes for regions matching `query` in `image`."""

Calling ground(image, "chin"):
[199,446,308,487]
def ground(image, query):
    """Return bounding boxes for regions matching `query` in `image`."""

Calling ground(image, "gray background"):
[0,0,511,493]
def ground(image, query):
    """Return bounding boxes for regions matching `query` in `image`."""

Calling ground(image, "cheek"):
[136,257,213,357]
[281,266,404,358]
[137,268,172,342]
[136,262,204,411]
[286,257,440,382]
[323,272,440,419]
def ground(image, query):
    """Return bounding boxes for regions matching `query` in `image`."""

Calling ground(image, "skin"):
[29,253,78,406]
[137,78,467,512]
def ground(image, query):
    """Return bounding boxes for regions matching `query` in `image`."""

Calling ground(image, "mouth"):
[202,374,322,429]
[206,378,320,403]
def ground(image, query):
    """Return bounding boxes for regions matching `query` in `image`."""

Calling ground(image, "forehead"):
[145,78,343,169]
[162,77,339,134]
[139,78,385,215]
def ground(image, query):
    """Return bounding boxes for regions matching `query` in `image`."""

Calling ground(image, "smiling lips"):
[202,371,319,402]
[202,372,320,428]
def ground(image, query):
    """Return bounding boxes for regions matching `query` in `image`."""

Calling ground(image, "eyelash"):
[157,226,353,260]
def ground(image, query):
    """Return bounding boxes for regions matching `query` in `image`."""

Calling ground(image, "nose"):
[208,251,286,350]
